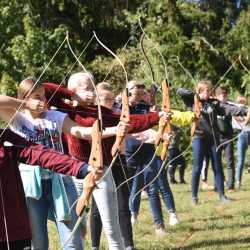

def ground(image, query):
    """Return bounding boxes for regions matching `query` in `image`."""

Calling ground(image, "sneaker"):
[170,178,178,184]
[192,198,198,206]
[201,181,214,191]
[169,213,179,226]
[80,223,87,240]
[228,188,235,193]
[126,246,135,250]
[220,195,231,203]
[155,224,166,236]
[141,190,148,200]
[179,179,186,184]
[235,181,241,189]
[131,213,138,225]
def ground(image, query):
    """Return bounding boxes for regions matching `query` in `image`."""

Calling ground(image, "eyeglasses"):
[129,84,145,91]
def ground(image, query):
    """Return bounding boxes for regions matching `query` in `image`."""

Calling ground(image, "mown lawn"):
[48,168,250,249]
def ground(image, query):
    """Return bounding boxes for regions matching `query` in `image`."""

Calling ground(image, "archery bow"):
[61,33,104,249]
[93,31,130,170]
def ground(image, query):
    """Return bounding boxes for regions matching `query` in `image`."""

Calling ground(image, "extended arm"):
[218,102,248,117]
[1,129,99,179]
[0,95,46,123]
[62,116,126,140]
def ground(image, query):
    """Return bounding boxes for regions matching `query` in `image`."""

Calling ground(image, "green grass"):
[48,168,250,249]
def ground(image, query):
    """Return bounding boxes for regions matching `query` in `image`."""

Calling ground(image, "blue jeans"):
[192,136,225,200]
[235,131,250,184]
[128,166,143,214]
[26,178,83,250]
[146,157,176,226]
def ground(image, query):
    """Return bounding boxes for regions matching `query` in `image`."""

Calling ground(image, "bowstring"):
[0,36,68,140]
[46,35,95,106]
[92,31,129,183]
[0,34,68,250]
[131,143,192,204]
[216,55,250,151]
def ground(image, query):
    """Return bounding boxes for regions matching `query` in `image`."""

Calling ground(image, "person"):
[0,77,121,250]
[125,80,194,234]
[177,80,248,205]
[233,96,250,188]
[0,128,102,250]
[216,86,236,191]
[90,86,134,250]
[168,126,186,184]
[43,72,170,250]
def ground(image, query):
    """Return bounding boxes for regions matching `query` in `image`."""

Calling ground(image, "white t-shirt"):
[11,110,67,179]
[232,116,250,132]
[11,110,66,152]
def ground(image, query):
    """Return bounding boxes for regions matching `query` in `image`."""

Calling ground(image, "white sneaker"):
[141,190,148,200]
[131,213,138,225]
[169,213,179,226]
[155,224,166,236]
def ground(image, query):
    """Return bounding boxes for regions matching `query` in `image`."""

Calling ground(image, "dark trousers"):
[0,239,31,250]
[90,155,134,248]
[220,137,235,189]
[168,148,186,182]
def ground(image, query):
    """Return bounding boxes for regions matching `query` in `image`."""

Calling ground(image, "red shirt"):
[0,129,84,242]
[44,83,160,164]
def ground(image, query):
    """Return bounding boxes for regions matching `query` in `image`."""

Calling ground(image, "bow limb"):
[139,18,169,82]
[66,33,103,128]
[93,31,130,157]
[140,33,156,84]
[211,56,239,93]
[124,32,157,164]
[46,34,95,106]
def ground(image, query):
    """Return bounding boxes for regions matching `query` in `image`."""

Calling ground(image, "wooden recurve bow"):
[155,79,172,161]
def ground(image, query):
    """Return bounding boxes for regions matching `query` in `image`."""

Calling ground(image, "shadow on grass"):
[172,237,250,250]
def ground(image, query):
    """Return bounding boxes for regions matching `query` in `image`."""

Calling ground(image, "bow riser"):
[155,79,172,160]
[191,94,201,137]
[76,119,103,216]
[111,89,130,157]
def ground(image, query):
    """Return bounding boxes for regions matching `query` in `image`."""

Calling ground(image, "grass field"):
[48,168,250,249]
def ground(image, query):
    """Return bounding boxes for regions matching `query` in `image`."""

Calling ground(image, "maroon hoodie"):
[0,129,87,242]
[43,83,160,164]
